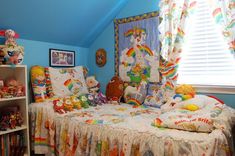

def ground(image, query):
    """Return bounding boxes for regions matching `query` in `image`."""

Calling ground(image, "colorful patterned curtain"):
[207,0,235,55]
[158,0,197,95]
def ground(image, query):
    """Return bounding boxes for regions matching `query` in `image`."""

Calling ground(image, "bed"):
[29,66,235,156]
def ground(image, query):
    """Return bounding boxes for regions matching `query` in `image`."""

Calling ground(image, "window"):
[177,0,235,93]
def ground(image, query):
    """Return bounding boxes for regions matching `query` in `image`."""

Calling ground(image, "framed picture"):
[114,11,160,84]
[49,49,75,67]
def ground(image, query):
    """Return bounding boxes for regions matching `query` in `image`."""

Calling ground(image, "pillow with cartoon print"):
[49,66,88,97]
[143,83,163,108]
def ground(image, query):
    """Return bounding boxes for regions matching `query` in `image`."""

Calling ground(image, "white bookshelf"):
[0,65,30,156]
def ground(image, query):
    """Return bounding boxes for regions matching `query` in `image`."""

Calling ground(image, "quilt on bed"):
[29,102,235,156]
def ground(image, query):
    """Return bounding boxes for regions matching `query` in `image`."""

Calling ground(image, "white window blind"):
[177,0,235,87]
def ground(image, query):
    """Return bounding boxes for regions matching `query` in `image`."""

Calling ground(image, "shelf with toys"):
[0,65,30,156]
[0,29,29,155]
[0,96,26,102]
[0,125,27,136]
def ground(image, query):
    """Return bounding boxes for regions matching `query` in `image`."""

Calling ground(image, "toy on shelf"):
[0,106,23,130]
[0,29,19,47]
[0,29,24,65]
[0,78,25,98]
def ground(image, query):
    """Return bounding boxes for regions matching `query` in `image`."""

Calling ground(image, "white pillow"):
[49,66,88,97]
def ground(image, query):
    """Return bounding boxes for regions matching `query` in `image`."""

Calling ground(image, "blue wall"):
[0,38,89,69]
[88,0,235,108]
[89,0,160,91]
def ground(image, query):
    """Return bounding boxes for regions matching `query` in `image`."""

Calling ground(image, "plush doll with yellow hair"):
[174,84,196,101]
[31,66,48,102]
[161,84,198,112]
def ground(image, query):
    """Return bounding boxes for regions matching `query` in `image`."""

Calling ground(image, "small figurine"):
[9,113,17,129]
[16,85,25,97]
[15,111,23,126]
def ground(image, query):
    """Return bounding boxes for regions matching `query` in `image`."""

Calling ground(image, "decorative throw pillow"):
[31,65,48,102]
[143,83,163,108]
[49,66,88,97]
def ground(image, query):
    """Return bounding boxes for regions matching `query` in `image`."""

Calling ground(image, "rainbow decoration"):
[85,119,104,125]
[164,81,174,90]
[165,31,172,45]
[127,98,141,106]
[173,94,194,101]
[153,118,162,127]
[64,79,73,91]
[124,27,146,37]
[213,8,223,24]
[161,62,178,79]
[126,45,153,57]
[176,28,185,42]
[227,19,235,29]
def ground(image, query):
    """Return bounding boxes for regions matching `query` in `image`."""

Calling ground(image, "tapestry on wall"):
[114,11,160,84]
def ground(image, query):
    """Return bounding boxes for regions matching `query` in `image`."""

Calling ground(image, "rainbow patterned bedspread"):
[29,102,235,156]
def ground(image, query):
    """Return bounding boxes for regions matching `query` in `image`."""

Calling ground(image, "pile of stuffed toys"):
[0,106,23,131]
[53,76,107,114]
[0,78,25,98]
[0,29,24,65]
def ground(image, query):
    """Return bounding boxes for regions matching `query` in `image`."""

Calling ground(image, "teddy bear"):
[106,76,124,104]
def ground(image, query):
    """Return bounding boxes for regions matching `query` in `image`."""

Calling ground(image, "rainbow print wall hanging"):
[114,11,160,84]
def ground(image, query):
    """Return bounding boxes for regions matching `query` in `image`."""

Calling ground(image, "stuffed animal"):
[86,76,100,94]
[31,66,48,102]
[64,97,74,111]
[175,84,196,99]
[0,29,24,65]
[124,80,148,105]
[106,76,124,104]
[53,98,66,114]
[70,95,82,110]
[0,29,19,46]
[79,95,90,108]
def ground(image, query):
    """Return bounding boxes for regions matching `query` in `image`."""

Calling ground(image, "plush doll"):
[63,97,74,112]
[106,76,124,104]
[0,29,24,65]
[124,80,148,105]
[79,95,90,108]
[31,66,48,102]
[0,29,19,46]
[175,84,196,100]
[53,98,66,114]
[70,95,82,110]
[86,76,100,94]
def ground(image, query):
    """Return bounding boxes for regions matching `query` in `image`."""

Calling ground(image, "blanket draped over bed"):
[29,102,235,156]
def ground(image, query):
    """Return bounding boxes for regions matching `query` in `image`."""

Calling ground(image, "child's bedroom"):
[0,0,234,156]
